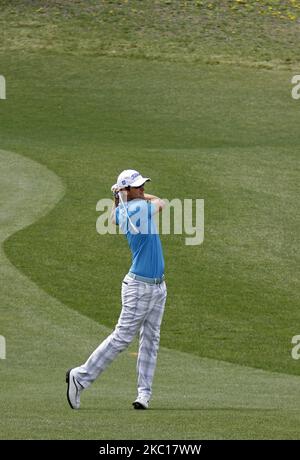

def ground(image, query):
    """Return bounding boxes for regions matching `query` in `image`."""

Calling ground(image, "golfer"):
[66,169,167,410]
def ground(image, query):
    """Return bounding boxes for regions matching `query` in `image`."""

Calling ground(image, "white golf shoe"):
[132,396,149,410]
[66,368,84,409]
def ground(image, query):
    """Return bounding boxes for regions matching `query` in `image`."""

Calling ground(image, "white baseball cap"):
[116,169,151,190]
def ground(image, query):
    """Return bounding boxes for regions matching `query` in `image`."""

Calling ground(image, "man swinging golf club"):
[66,169,167,410]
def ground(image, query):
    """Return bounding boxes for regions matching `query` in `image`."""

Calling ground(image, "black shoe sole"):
[66,368,75,409]
[132,402,147,410]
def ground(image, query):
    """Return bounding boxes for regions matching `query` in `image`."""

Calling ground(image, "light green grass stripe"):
[1,148,300,439]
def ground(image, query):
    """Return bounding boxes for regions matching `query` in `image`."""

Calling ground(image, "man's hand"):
[111,183,119,197]
[111,183,120,207]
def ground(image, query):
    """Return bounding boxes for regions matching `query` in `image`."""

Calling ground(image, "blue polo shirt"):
[115,199,164,279]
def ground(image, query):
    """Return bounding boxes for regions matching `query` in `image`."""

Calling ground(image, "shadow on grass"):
[77,407,286,413]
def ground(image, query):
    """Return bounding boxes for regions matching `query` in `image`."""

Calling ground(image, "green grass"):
[1,0,300,67]
[0,0,300,439]
[1,148,300,440]
[1,54,299,375]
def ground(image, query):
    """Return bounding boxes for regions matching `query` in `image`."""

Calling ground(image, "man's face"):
[124,184,145,201]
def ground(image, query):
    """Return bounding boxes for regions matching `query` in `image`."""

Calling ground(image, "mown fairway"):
[0,0,300,439]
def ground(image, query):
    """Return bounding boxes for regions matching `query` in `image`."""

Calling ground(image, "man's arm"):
[143,193,165,213]
[111,195,119,224]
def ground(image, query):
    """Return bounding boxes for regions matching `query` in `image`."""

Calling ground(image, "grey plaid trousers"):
[75,274,167,400]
